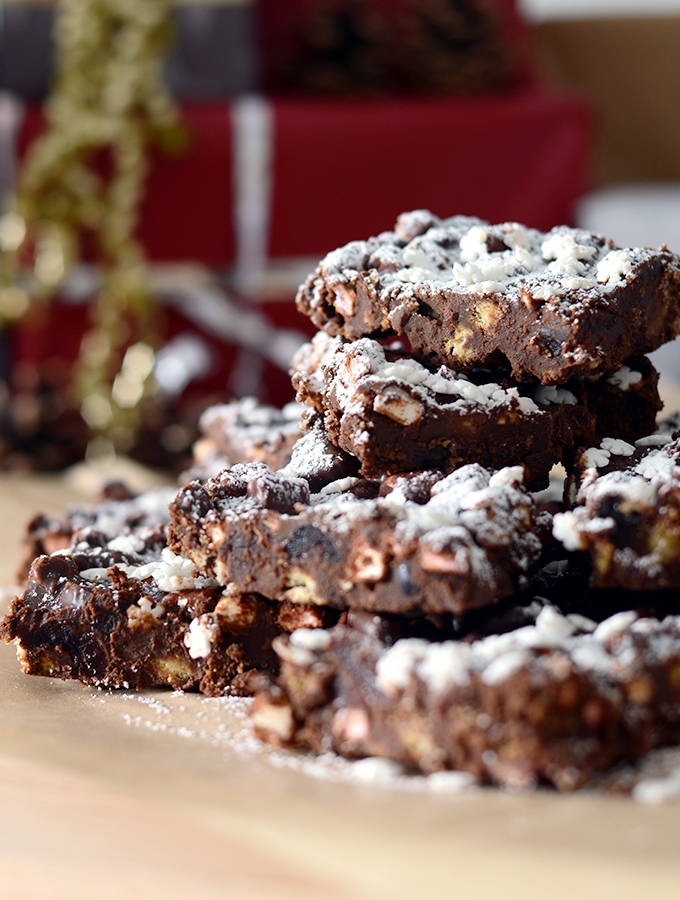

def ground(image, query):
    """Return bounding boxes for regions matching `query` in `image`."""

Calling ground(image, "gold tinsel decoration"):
[0,0,184,453]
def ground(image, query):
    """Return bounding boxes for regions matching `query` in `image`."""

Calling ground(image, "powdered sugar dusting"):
[97,688,480,795]
[74,647,680,800]
[370,605,680,701]
[279,427,348,482]
[59,487,176,544]
[320,214,651,305]
[294,333,549,419]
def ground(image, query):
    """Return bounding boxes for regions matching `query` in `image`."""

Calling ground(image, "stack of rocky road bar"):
[5,211,680,791]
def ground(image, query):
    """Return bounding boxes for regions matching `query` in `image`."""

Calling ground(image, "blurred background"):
[0,0,679,475]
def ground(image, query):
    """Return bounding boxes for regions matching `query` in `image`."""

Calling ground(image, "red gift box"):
[19,87,593,268]
[14,84,593,409]
[17,104,239,268]
[13,0,592,275]
[267,89,593,261]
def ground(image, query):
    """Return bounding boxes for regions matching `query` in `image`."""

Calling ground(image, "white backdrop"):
[520,0,680,20]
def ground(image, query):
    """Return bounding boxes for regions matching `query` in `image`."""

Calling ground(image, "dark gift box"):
[0,1,261,99]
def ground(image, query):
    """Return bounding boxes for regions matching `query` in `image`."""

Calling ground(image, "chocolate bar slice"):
[291,333,661,486]
[2,532,337,696]
[17,483,177,586]
[296,211,680,384]
[168,461,544,616]
[184,397,303,484]
[251,606,680,790]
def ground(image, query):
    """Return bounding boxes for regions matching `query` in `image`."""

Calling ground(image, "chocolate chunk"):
[247,472,310,513]
[282,424,360,493]
[31,555,78,588]
[286,525,339,563]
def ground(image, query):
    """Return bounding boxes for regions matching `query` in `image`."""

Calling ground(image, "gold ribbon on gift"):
[0,0,187,453]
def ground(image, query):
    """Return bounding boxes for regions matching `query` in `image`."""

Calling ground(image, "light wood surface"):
[2,439,680,899]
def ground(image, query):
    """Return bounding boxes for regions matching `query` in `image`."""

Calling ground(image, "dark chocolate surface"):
[252,600,680,789]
